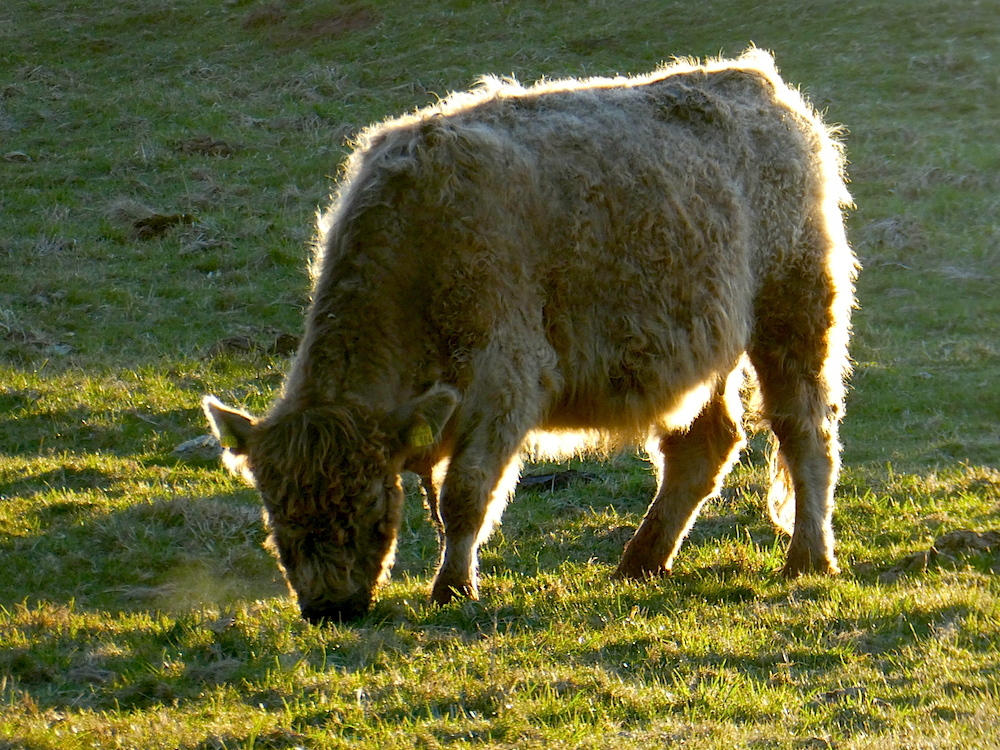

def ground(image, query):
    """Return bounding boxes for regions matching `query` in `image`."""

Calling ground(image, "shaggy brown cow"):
[204,49,857,623]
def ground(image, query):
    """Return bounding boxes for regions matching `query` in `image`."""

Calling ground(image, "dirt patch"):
[244,3,380,45]
[564,36,622,56]
[205,331,299,358]
[859,529,1000,584]
[105,199,195,240]
[295,6,380,41]
[132,213,195,240]
[173,136,242,157]
[242,2,286,29]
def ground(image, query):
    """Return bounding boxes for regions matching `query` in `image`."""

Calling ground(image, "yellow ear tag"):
[409,423,435,448]
[220,434,239,450]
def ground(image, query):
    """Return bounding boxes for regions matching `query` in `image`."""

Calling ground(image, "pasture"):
[2,0,999,747]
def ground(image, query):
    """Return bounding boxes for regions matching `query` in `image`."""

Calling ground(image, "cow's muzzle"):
[299,593,372,624]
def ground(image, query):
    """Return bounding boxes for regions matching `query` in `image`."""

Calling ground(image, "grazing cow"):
[204,48,857,623]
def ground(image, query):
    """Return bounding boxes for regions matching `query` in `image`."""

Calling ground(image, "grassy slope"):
[2,0,1000,747]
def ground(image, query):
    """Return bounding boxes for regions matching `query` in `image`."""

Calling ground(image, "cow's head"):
[202,386,458,624]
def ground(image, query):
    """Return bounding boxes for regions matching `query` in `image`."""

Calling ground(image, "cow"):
[204,48,857,624]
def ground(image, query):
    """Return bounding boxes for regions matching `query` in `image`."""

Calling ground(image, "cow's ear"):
[202,396,255,456]
[398,384,460,450]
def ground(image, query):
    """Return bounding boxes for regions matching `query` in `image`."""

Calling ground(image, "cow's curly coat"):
[205,48,858,623]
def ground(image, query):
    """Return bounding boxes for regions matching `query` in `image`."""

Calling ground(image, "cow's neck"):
[278,247,433,416]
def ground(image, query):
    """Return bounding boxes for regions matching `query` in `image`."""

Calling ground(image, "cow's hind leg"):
[750,251,850,576]
[615,379,745,579]
[752,359,843,576]
[406,451,445,538]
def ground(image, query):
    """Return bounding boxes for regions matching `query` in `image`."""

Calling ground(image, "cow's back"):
[307,51,845,433]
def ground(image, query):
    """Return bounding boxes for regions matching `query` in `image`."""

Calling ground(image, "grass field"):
[3,0,1000,747]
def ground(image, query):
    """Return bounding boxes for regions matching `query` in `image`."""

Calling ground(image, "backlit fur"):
[206,48,857,622]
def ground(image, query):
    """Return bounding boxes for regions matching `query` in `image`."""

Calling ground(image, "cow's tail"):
[766,438,796,535]
[741,364,796,535]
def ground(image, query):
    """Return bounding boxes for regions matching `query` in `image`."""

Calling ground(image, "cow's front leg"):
[429,361,541,605]
[431,446,522,605]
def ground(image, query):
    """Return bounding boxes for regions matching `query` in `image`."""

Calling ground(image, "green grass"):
[3,0,1000,747]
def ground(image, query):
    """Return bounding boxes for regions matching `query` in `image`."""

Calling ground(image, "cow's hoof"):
[612,560,671,581]
[430,579,477,606]
[781,547,839,577]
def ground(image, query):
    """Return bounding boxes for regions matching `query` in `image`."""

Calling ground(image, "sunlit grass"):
[3,0,1000,747]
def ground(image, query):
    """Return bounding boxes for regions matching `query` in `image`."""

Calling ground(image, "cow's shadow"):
[0,465,120,501]
[0,487,287,715]
[0,490,286,612]
[0,396,205,459]
[0,452,933,722]
[0,460,692,717]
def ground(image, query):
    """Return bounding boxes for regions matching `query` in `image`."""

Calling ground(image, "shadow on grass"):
[4,455,963,719]
[0,398,204,456]
[0,534,975,722]
[0,452,782,619]
[0,465,121,500]
[0,491,286,613]
[0,490,297,714]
